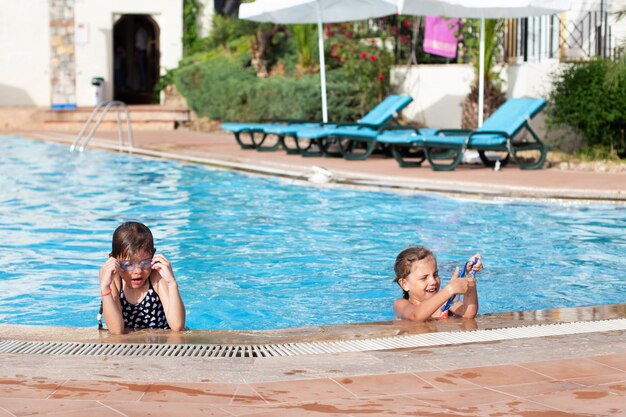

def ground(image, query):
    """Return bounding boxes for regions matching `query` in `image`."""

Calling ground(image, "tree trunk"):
[249,25,283,78]
[461,82,506,129]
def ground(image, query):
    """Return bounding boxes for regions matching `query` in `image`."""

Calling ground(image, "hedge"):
[174,54,374,123]
[548,59,626,158]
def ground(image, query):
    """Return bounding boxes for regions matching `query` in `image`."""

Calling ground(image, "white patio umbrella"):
[239,0,398,123]
[395,0,572,126]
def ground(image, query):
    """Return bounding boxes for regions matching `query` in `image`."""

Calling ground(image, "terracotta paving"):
[0,354,624,416]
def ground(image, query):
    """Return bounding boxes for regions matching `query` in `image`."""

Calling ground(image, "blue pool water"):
[0,136,625,330]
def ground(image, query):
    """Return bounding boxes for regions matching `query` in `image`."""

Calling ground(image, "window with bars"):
[504,11,620,63]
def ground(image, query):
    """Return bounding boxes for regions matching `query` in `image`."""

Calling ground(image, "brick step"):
[42,120,178,132]
[40,106,190,123]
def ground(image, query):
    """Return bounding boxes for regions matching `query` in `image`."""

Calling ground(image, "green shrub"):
[183,0,202,56]
[326,23,393,107]
[548,59,626,158]
[174,54,365,122]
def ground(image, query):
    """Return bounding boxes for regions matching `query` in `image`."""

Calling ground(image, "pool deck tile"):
[1,353,626,416]
[444,363,554,387]
[332,373,437,397]
[141,382,264,405]
[104,401,231,417]
[49,379,150,401]
[519,357,625,380]
[406,386,521,408]
[0,378,64,399]
[588,353,626,371]
[0,397,122,417]
[521,386,626,416]
[407,370,485,391]
[248,378,358,403]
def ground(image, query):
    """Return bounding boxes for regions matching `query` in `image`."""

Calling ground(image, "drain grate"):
[1,319,624,358]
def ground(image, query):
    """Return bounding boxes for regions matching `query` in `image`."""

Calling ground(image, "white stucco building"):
[0,0,183,107]
[393,0,626,128]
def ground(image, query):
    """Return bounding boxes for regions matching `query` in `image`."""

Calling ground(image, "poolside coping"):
[1,306,625,416]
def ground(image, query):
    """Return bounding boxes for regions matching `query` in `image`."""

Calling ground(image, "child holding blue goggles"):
[98,222,186,334]
[393,246,482,322]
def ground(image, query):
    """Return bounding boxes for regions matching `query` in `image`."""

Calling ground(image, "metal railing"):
[504,10,621,63]
[70,100,134,153]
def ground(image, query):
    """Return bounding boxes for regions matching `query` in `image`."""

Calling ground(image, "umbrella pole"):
[317,9,329,123]
[478,17,485,127]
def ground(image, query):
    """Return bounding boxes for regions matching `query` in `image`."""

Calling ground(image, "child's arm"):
[152,254,186,331]
[449,254,482,318]
[394,267,469,322]
[449,277,478,318]
[99,257,124,334]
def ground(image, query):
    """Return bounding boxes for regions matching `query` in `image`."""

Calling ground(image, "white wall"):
[0,0,51,106]
[74,0,183,106]
[504,60,562,98]
[0,0,182,107]
[392,62,564,128]
[391,64,473,128]
[198,0,216,37]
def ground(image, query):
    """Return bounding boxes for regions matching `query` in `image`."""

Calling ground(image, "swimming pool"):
[1,136,625,330]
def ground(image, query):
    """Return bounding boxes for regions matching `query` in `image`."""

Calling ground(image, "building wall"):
[50,0,77,108]
[0,0,51,106]
[74,0,183,106]
[198,0,216,37]
[391,61,563,129]
[0,0,182,107]
[391,64,473,128]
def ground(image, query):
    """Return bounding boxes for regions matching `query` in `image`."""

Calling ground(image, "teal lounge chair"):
[220,121,324,153]
[220,95,413,155]
[292,95,413,159]
[376,127,438,167]
[378,97,549,171]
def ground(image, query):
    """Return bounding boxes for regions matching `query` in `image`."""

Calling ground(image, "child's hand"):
[99,257,118,292]
[465,253,483,275]
[151,254,177,285]
[446,267,470,295]
[466,276,477,290]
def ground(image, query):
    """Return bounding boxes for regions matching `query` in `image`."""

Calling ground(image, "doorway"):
[113,15,160,104]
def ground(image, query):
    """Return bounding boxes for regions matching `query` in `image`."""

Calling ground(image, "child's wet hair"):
[110,221,156,259]
[394,246,436,299]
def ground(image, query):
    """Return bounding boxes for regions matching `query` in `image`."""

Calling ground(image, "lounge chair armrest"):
[469,130,510,139]
[269,118,317,124]
[334,122,379,130]
[379,125,421,134]
[434,129,472,136]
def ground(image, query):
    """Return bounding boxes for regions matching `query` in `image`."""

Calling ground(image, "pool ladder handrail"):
[70,100,134,153]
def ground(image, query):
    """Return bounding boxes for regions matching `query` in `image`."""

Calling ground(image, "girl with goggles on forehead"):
[98,222,185,334]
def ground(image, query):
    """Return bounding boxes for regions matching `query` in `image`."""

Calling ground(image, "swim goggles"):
[118,258,153,271]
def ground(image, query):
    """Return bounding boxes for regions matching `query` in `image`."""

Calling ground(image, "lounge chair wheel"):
[478,150,510,168]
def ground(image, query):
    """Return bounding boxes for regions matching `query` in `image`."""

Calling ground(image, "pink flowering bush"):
[326,22,392,112]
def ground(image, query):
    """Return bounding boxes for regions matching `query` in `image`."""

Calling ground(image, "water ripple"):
[0,136,625,330]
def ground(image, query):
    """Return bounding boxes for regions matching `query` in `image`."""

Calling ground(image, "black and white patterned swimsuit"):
[120,278,169,329]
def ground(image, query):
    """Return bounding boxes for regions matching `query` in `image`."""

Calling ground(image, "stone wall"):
[49,0,76,108]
